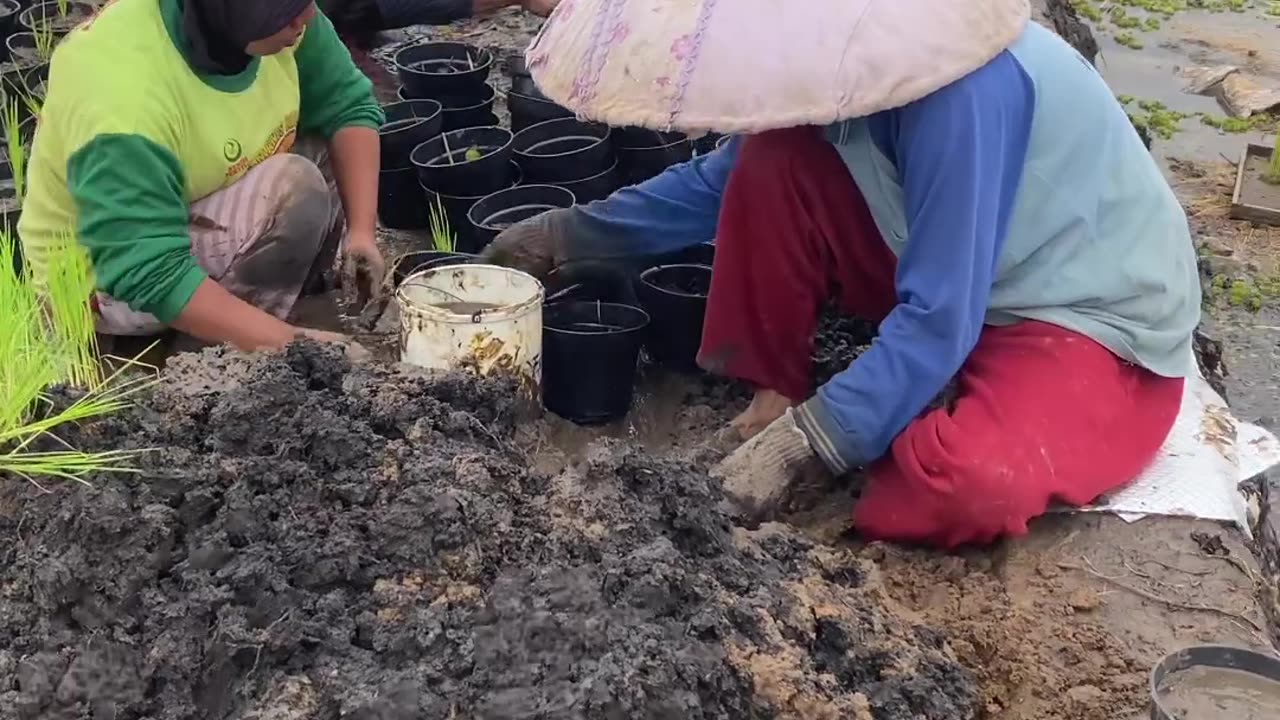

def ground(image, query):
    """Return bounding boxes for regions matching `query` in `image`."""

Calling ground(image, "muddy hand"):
[709,409,832,524]
[343,233,387,312]
[296,328,372,364]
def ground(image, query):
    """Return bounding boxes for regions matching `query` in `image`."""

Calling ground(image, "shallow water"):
[1157,665,1280,719]
[1083,7,1280,167]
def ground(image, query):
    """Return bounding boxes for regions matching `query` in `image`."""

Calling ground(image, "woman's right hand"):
[295,327,371,363]
[479,207,570,278]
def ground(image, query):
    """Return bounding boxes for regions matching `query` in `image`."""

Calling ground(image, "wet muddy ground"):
[4,4,1279,720]
[0,343,983,720]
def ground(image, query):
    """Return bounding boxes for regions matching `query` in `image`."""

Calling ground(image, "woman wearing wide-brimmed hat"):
[481,0,1200,548]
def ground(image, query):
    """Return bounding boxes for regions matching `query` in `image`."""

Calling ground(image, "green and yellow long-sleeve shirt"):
[18,0,383,322]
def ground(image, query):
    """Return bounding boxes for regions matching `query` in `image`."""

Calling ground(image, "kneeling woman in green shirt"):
[19,0,386,351]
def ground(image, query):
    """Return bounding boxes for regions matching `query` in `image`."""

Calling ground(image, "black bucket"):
[507,89,574,133]
[615,127,692,187]
[377,166,429,230]
[467,184,576,250]
[411,126,514,198]
[542,301,651,424]
[635,263,712,371]
[512,117,613,184]
[547,160,621,203]
[395,42,492,100]
[391,250,476,286]
[379,99,443,170]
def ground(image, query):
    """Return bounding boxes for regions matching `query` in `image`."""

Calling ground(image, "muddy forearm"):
[172,279,299,351]
[329,126,381,240]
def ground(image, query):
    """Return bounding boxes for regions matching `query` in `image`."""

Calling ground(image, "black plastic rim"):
[639,263,712,299]
[468,184,576,231]
[513,117,610,159]
[419,161,523,199]
[394,42,493,77]
[410,126,513,169]
[1149,645,1280,720]
[545,301,650,335]
[615,127,688,151]
[381,99,443,130]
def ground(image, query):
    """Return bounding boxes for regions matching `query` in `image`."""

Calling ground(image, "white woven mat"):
[1064,371,1279,537]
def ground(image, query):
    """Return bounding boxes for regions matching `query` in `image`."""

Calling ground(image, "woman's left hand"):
[343,230,386,310]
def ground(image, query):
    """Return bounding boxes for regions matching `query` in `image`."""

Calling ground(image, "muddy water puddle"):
[1157,665,1280,719]
[1085,8,1280,166]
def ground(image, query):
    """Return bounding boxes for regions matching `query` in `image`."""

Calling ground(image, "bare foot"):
[729,389,794,441]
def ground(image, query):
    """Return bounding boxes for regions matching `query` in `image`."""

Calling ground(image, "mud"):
[0,342,979,719]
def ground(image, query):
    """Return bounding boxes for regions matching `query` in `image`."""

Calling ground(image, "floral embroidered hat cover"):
[524,0,1032,134]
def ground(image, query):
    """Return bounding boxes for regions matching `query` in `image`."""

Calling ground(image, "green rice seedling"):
[31,19,56,62]
[0,231,156,486]
[1267,130,1280,185]
[428,196,456,253]
[3,98,26,198]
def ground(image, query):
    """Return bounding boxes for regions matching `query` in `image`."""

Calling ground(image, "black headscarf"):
[182,0,315,75]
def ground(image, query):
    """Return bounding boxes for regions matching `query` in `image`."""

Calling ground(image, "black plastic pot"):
[542,301,651,424]
[615,127,692,187]
[396,84,499,132]
[411,125,514,197]
[379,99,442,170]
[1,155,19,276]
[391,250,475,286]
[467,184,575,249]
[395,42,492,100]
[512,118,612,184]
[18,1,92,36]
[635,263,712,371]
[691,133,724,156]
[547,160,621,203]
[0,1,22,63]
[420,162,521,254]
[545,262,640,306]
[507,89,574,133]
[1,60,44,113]
[655,241,715,267]
[4,31,38,66]
[377,166,429,229]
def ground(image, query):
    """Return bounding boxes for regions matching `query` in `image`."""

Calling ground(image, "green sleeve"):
[295,10,385,137]
[66,134,205,324]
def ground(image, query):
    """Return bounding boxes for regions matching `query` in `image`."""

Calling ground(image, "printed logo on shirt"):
[223,139,243,162]
[224,110,300,181]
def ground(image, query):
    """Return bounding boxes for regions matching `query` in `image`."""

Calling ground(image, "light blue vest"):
[825,22,1200,378]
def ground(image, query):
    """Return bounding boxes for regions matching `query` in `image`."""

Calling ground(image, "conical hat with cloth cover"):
[524,0,1031,134]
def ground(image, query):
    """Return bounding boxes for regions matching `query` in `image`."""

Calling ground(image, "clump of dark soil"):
[811,308,878,388]
[0,343,977,719]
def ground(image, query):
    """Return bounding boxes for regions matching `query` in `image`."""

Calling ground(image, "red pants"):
[699,127,1185,548]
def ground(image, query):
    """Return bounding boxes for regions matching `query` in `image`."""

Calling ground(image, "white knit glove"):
[710,409,832,523]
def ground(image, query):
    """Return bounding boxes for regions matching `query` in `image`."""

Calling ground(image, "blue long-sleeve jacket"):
[568,54,1033,472]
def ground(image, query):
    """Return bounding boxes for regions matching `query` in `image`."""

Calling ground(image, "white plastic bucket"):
[396,263,544,393]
